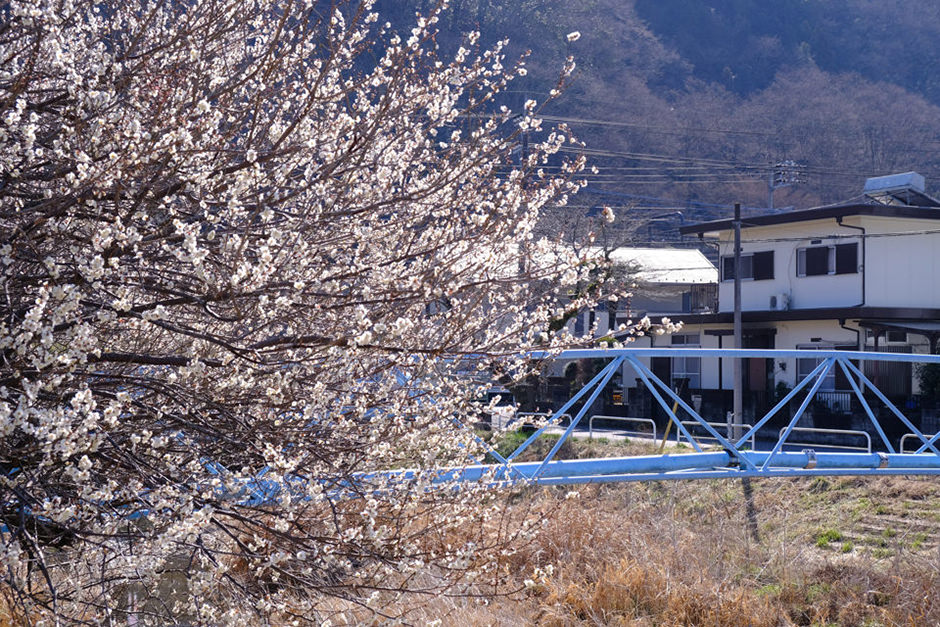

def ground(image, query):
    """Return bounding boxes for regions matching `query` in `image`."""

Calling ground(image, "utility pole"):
[733,202,743,440]
[733,201,760,543]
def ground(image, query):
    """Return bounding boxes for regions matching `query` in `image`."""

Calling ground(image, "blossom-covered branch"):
[0,0,604,622]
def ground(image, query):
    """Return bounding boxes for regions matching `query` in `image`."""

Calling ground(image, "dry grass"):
[442,438,940,626]
[485,472,940,626]
[255,439,940,625]
[0,588,35,627]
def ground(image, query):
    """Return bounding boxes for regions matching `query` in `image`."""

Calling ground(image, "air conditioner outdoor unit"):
[769,293,789,311]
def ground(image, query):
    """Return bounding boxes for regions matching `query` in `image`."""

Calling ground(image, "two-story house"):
[623,172,940,422]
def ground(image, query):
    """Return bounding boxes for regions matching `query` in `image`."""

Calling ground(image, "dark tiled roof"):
[680,203,940,236]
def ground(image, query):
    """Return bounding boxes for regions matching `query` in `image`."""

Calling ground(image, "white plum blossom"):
[0,0,602,623]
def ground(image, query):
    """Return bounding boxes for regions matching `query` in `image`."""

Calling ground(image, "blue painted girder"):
[221,450,940,506]
[370,451,940,489]
[341,348,940,497]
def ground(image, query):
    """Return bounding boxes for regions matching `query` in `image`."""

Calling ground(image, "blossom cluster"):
[0,0,603,622]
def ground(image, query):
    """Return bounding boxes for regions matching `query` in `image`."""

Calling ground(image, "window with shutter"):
[720,251,772,281]
[797,243,859,277]
[835,243,858,274]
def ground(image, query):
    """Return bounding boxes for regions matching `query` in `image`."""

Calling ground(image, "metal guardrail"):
[779,427,872,453]
[588,415,657,441]
[900,433,938,454]
[680,421,755,449]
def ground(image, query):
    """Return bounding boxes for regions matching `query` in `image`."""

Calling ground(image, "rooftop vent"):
[863,171,940,207]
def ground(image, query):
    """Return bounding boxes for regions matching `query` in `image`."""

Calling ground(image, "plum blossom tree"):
[0,0,605,622]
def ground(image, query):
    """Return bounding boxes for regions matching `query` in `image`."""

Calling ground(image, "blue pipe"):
[528,468,940,485]
[762,357,835,470]
[837,359,895,453]
[532,356,625,477]
[508,357,618,461]
[735,357,829,449]
[355,451,940,487]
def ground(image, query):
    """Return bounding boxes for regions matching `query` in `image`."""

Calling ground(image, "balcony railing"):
[814,391,853,414]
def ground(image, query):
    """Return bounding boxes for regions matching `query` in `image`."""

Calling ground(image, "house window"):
[796,344,857,392]
[671,333,699,346]
[796,344,836,391]
[721,251,773,281]
[670,333,700,389]
[797,243,857,277]
[835,243,858,274]
[886,330,907,343]
[866,329,908,344]
[683,284,718,313]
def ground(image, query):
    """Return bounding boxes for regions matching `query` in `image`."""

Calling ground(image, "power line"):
[540,114,775,138]
[544,143,940,180]
[574,205,737,213]
[721,226,940,244]
[564,148,877,179]
[574,189,768,211]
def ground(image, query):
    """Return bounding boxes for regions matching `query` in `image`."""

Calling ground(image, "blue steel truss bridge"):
[374,348,940,491]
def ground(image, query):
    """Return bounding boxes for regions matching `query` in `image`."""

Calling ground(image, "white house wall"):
[562,207,940,403]
[863,216,940,308]
[715,213,940,312]
[716,218,865,312]
[626,320,860,393]
[770,320,859,389]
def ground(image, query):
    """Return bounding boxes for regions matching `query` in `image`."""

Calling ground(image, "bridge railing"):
[145,348,940,509]
[778,427,872,453]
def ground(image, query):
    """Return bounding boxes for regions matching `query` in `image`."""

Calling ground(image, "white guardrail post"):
[779,427,872,453]
[900,433,938,454]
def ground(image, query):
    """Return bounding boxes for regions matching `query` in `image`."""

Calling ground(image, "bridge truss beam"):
[441,348,940,486]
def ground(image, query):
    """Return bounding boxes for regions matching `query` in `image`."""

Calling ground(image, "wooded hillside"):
[380,1,940,238]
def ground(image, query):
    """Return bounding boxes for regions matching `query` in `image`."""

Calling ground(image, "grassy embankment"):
[423,434,940,626]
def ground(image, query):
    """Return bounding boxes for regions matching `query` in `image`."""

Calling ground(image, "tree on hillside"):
[0,0,605,622]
